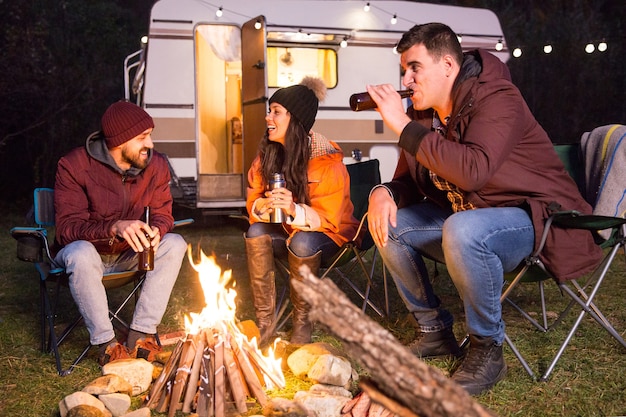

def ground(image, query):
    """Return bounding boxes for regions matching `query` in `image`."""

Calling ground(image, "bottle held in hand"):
[268,173,286,223]
[349,89,413,111]
[138,206,154,271]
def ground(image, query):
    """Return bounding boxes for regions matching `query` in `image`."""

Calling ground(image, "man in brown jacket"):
[53,101,187,365]
[365,23,602,395]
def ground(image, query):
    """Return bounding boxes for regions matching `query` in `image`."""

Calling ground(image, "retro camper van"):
[124,0,508,214]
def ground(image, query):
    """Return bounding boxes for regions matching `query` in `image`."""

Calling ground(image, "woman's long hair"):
[258,115,311,205]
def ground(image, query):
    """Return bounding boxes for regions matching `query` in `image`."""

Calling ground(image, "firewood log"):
[291,266,498,417]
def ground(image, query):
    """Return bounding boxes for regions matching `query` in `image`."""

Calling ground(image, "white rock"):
[101,359,154,396]
[59,392,106,417]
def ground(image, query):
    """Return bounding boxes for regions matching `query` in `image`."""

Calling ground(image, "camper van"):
[124,0,508,214]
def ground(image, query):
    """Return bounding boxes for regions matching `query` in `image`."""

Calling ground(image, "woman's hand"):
[265,187,296,217]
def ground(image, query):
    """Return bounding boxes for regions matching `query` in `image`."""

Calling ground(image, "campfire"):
[144,248,285,416]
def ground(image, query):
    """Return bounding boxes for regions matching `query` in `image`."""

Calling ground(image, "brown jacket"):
[388,49,602,282]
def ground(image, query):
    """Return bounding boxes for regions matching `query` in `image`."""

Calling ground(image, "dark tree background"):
[0,0,624,202]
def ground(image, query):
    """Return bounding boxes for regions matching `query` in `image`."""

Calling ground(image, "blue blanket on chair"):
[581,124,626,239]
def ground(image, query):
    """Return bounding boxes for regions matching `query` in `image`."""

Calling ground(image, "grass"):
[1,199,625,416]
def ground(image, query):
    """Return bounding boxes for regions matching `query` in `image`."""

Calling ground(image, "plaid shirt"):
[429,113,476,212]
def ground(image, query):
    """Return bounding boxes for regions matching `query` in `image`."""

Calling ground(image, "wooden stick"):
[197,344,212,417]
[168,339,196,417]
[182,337,205,413]
[214,335,225,417]
[145,338,184,409]
[232,337,268,407]
[240,337,285,389]
[224,345,248,414]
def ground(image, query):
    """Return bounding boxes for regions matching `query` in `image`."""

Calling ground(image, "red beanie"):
[101,101,154,148]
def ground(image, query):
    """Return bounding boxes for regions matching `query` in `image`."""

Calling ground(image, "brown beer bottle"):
[138,206,154,271]
[349,89,413,111]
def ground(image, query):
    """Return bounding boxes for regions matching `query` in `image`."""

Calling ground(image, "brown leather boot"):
[288,248,322,344]
[244,234,276,345]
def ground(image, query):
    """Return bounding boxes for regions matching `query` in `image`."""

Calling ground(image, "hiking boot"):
[98,342,131,366]
[132,337,162,362]
[451,334,507,396]
[408,327,462,358]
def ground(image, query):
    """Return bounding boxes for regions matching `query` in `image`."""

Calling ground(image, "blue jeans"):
[378,202,534,343]
[54,233,187,345]
[246,222,339,264]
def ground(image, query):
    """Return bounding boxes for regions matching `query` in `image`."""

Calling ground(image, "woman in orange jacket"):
[245,77,359,345]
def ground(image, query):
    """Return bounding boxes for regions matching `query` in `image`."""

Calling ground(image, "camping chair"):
[273,159,390,331]
[496,126,626,381]
[10,187,193,376]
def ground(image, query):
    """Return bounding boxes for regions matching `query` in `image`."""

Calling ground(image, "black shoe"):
[408,327,462,358]
[451,334,507,396]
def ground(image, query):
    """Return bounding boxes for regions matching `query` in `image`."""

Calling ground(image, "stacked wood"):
[143,325,283,416]
[291,266,499,417]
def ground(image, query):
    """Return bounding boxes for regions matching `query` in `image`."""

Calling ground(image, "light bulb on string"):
[495,39,503,51]
[390,14,397,25]
[254,19,262,30]
[363,2,370,12]
[543,44,553,54]
[215,6,223,18]
[512,48,522,58]
[457,34,462,44]
[340,37,348,48]
[598,41,608,52]
[585,43,595,53]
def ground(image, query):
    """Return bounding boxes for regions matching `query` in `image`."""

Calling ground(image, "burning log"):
[291,266,499,417]
[144,252,285,416]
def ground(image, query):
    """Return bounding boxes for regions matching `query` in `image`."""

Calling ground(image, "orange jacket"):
[247,132,359,247]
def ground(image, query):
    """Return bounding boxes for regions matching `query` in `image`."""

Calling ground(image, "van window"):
[267,47,337,88]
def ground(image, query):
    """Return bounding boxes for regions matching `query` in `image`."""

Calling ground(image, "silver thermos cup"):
[268,172,286,223]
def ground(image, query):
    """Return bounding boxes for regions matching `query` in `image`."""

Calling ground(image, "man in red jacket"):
[366,23,601,395]
[53,101,187,365]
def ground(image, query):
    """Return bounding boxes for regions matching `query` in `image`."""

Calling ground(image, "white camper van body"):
[125,0,508,213]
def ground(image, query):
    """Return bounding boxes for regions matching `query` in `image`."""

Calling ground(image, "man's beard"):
[122,147,149,169]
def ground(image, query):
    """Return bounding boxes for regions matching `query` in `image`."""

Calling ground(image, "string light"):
[512,48,522,58]
[254,19,262,30]
[495,39,503,51]
[363,2,370,12]
[215,6,223,18]
[585,43,595,53]
[340,37,348,48]
[598,40,608,52]
[457,34,463,44]
[390,14,397,25]
[543,44,553,54]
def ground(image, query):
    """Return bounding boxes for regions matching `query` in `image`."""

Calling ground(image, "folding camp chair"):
[11,187,193,376]
[273,159,390,332]
[497,127,626,381]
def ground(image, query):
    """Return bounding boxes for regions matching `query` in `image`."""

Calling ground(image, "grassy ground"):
[1,199,625,416]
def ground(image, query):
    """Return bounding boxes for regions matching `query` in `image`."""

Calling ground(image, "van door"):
[241,16,268,187]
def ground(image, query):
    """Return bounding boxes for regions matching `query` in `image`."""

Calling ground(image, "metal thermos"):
[138,206,154,271]
[349,89,413,111]
[268,173,286,223]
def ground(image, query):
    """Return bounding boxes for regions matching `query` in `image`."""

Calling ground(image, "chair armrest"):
[173,218,194,228]
[10,227,47,263]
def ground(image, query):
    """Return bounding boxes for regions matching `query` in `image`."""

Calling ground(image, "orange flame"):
[185,246,285,389]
